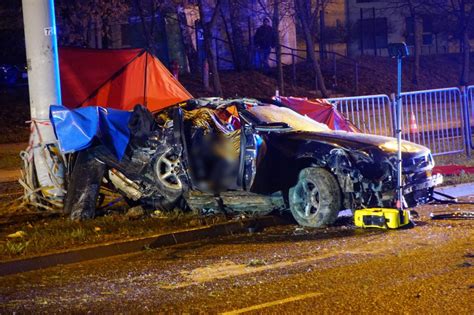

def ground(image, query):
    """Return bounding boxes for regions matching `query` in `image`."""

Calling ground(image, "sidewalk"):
[436,182,474,198]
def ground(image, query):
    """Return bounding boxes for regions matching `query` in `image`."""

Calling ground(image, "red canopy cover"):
[59,47,192,111]
[279,96,359,132]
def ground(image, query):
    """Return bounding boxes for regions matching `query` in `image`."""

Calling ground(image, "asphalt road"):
[1,201,473,314]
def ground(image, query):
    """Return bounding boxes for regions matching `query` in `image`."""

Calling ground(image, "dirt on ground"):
[324,53,474,96]
[181,53,474,98]
[0,197,472,313]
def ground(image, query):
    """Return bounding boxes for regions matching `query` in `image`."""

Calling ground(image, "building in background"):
[82,1,298,72]
[345,0,473,57]
[11,0,472,75]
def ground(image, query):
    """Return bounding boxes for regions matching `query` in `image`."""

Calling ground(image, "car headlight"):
[379,140,423,153]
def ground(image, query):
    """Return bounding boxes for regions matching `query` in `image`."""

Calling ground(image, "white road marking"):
[220,292,323,314]
[160,249,378,289]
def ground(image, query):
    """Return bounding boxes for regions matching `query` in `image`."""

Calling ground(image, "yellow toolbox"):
[354,208,411,229]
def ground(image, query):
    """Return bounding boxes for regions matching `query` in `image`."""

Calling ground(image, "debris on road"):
[430,211,474,220]
[247,259,267,267]
[125,206,146,220]
[1,198,472,313]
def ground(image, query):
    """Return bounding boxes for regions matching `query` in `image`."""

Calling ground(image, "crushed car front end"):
[334,136,443,209]
[276,130,443,210]
[400,149,443,206]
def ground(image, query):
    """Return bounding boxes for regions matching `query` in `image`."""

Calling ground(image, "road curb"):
[0,215,290,277]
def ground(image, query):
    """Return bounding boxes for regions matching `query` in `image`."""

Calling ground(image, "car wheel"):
[289,167,341,228]
[153,148,186,202]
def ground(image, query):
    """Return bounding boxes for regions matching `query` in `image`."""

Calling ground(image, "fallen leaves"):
[7,230,26,238]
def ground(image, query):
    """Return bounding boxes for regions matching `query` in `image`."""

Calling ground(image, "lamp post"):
[388,43,409,210]
[22,0,64,206]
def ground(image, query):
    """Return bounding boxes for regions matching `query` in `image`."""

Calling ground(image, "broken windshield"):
[248,105,330,132]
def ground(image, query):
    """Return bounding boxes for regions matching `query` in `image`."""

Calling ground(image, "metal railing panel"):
[328,88,467,156]
[400,87,465,156]
[467,86,474,149]
[327,94,393,137]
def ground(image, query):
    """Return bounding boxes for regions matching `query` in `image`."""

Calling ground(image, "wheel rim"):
[155,149,182,190]
[294,178,320,219]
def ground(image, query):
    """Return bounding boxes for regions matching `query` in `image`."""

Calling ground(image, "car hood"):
[284,130,429,155]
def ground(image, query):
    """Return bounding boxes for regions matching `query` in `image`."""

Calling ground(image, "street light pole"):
[388,43,408,211]
[22,0,64,205]
[396,55,403,210]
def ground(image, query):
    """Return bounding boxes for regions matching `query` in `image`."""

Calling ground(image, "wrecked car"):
[55,98,443,227]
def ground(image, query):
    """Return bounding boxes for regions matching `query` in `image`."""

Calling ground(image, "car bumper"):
[403,173,443,195]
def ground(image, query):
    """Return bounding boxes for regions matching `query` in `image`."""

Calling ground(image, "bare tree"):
[56,0,129,48]
[272,0,284,95]
[294,0,328,97]
[134,0,199,73]
[176,2,199,73]
[248,0,293,94]
[433,0,474,85]
[219,0,247,71]
[384,0,434,84]
[197,0,223,96]
[134,0,159,50]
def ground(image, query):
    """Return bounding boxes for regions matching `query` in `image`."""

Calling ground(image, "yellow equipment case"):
[354,208,411,229]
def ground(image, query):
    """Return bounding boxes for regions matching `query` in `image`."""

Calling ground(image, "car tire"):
[289,167,341,228]
[153,148,187,203]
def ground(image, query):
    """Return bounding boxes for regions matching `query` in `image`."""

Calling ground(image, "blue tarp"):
[50,105,132,160]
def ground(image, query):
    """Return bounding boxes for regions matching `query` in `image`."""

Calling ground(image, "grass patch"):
[0,211,227,261]
[4,239,30,255]
[440,171,474,186]
[434,154,474,186]
[435,155,474,167]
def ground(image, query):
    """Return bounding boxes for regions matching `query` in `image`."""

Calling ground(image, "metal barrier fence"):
[327,95,393,137]
[328,87,473,157]
[400,88,465,156]
[467,85,474,150]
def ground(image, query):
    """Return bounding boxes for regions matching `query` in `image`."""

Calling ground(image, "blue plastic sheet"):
[50,105,132,160]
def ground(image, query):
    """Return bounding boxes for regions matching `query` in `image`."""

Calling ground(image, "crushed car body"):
[51,98,443,227]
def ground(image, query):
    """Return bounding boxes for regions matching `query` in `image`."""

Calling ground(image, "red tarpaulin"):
[278,96,360,132]
[59,47,192,111]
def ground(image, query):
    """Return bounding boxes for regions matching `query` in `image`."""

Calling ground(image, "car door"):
[237,122,264,191]
[172,105,245,192]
